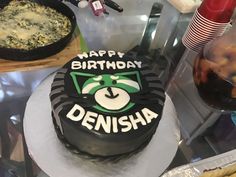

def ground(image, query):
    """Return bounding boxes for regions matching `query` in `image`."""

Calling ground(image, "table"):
[0,0,235,177]
[0,15,86,177]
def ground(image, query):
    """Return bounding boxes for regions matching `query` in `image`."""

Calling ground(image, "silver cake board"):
[24,73,180,177]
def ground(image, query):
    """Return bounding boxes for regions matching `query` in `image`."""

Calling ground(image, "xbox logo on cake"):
[50,50,166,157]
[70,72,142,113]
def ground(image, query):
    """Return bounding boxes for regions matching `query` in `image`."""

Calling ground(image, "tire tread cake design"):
[50,50,165,158]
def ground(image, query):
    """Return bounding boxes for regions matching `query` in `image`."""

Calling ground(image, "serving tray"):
[23,73,180,177]
[161,149,236,177]
[0,28,87,73]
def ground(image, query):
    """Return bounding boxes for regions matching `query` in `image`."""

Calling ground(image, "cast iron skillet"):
[0,0,77,61]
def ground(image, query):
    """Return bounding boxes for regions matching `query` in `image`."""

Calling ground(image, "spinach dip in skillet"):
[0,0,72,50]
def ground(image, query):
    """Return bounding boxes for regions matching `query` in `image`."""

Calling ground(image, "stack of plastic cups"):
[182,0,236,53]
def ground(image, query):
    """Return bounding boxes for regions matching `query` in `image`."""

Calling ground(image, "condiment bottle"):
[89,0,106,16]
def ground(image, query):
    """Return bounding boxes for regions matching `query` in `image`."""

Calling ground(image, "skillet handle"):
[104,0,123,12]
[0,0,10,9]
[58,0,80,8]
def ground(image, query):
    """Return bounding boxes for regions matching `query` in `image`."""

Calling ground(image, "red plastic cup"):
[198,0,236,23]
[182,0,236,52]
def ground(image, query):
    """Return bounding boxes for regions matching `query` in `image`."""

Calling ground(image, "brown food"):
[199,163,236,177]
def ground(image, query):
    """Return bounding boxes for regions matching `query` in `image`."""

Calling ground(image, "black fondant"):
[50,51,165,157]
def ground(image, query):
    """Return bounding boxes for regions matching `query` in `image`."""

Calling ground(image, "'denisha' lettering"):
[66,104,159,133]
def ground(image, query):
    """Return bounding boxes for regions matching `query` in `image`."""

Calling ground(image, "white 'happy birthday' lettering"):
[77,50,124,59]
[71,60,142,70]
[73,50,142,70]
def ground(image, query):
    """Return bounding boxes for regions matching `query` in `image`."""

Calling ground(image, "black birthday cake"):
[50,50,165,158]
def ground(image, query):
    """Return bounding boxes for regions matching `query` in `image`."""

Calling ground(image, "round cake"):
[50,50,165,158]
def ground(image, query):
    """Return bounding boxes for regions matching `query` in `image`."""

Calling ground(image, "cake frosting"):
[50,50,165,157]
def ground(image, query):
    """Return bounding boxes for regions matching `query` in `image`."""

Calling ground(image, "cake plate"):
[24,73,180,177]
